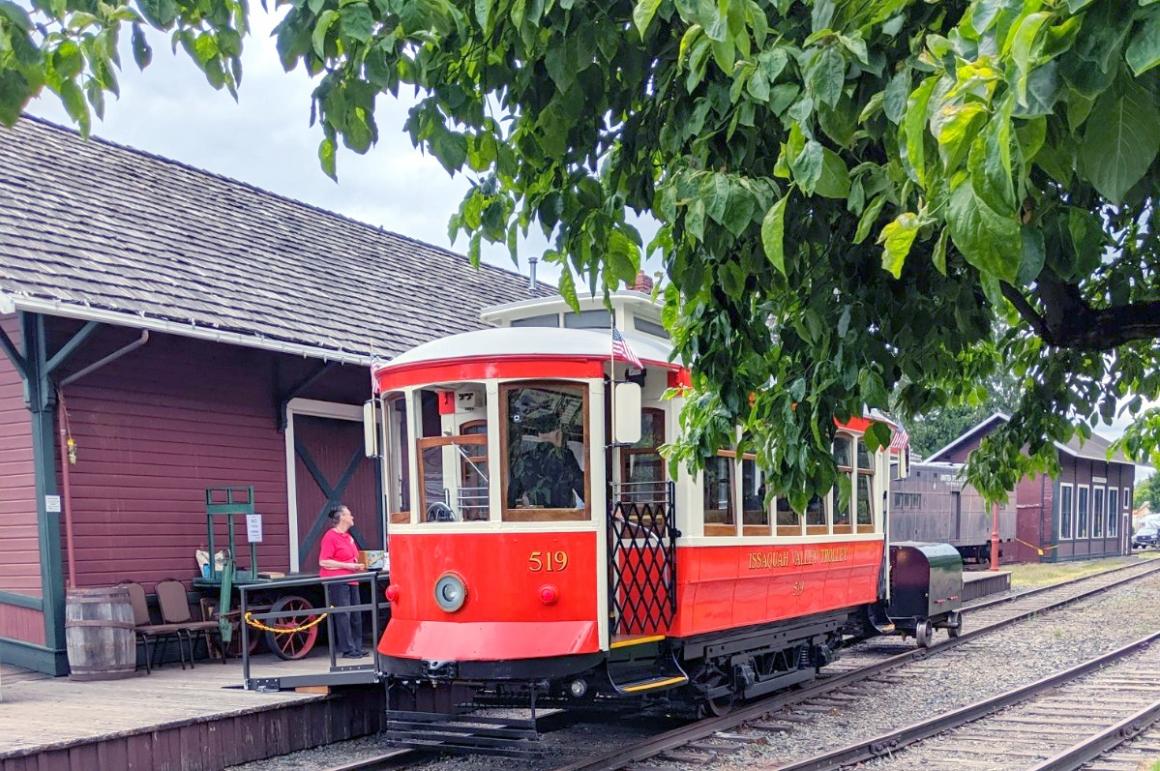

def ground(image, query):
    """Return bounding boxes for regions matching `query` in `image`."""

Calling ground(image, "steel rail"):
[772,631,1160,771]
[1027,697,1160,771]
[322,748,416,771]
[553,558,1160,771]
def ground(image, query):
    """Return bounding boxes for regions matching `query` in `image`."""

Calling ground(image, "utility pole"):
[990,501,1000,571]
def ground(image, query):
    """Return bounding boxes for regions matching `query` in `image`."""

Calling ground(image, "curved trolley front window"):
[503,383,589,521]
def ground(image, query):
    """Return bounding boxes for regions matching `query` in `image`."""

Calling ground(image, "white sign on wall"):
[45,495,61,513]
[246,514,263,543]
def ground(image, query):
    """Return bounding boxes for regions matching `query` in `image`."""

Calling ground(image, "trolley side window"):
[703,452,736,536]
[502,382,589,521]
[805,494,827,535]
[776,497,802,536]
[414,386,491,523]
[741,456,770,536]
[832,434,854,535]
[386,395,411,524]
[620,408,666,503]
[856,438,875,533]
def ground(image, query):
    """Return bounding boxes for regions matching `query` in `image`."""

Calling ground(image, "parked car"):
[1133,525,1159,549]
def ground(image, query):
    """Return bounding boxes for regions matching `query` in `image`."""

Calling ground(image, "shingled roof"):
[0,116,552,364]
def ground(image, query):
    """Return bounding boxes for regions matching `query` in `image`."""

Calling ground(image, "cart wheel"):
[265,595,320,660]
[947,610,963,639]
[915,620,934,649]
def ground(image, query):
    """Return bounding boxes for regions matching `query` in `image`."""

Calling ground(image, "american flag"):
[889,427,909,451]
[612,327,643,369]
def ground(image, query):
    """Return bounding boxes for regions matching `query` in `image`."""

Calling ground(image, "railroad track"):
[321,558,1160,771]
[556,557,1160,771]
[778,631,1160,770]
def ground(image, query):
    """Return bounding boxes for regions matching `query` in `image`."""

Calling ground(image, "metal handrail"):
[239,570,389,689]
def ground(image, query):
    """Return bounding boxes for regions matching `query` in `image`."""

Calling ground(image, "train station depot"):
[0,116,546,676]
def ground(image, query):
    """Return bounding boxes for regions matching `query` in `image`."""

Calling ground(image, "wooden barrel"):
[65,586,136,681]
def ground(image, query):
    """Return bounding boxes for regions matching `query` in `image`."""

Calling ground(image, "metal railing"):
[239,571,389,691]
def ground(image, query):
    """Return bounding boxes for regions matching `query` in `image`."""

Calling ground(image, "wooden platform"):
[0,652,385,771]
[962,569,1012,603]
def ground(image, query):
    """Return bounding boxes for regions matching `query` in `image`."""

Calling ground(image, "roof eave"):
[1,292,373,367]
[926,411,1011,461]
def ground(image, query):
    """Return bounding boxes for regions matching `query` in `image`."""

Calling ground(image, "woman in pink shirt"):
[318,504,367,658]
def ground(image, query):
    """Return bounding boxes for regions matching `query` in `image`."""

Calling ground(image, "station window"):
[856,439,875,533]
[1059,483,1074,540]
[832,434,854,535]
[776,497,802,536]
[502,382,589,521]
[1108,488,1120,537]
[703,453,735,536]
[621,408,666,503]
[386,396,410,524]
[1093,487,1105,538]
[416,388,490,523]
[741,457,770,536]
[1077,485,1089,538]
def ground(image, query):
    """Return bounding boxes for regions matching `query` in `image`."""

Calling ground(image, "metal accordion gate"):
[606,481,679,637]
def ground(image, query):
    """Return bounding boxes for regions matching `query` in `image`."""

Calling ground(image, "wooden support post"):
[990,501,1000,571]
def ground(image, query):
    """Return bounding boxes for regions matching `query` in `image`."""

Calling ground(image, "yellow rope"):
[243,610,329,634]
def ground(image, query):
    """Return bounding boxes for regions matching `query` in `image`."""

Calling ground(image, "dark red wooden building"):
[0,117,545,674]
[928,413,1135,564]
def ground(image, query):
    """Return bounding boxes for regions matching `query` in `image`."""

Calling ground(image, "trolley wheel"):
[915,620,934,649]
[690,660,735,718]
[265,594,320,660]
[947,610,963,639]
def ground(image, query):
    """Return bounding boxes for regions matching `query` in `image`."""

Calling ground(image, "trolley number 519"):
[528,550,569,572]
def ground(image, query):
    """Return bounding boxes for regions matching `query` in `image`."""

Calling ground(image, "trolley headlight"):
[434,572,467,613]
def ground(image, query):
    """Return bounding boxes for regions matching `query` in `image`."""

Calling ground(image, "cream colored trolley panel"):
[485,381,502,521]
[589,377,610,649]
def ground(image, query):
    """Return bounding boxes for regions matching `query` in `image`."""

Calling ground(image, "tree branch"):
[1003,274,1160,351]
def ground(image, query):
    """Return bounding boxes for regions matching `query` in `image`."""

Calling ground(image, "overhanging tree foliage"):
[4,0,1160,504]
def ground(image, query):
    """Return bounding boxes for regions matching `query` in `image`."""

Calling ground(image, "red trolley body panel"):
[669,539,883,637]
[380,530,601,661]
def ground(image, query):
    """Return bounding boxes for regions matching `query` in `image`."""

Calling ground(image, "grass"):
[1001,551,1160,590]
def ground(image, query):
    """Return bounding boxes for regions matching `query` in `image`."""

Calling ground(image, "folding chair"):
[155,579,223,669]
[120,581,186,674]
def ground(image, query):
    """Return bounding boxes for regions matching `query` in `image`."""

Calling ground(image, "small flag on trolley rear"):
[612,326,643,369]
[889,427,909,451]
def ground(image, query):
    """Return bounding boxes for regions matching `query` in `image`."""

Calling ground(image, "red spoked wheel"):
[265,594,320,660]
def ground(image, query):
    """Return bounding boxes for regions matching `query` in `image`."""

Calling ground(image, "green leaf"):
[761,195,788,276]
[1078,76,1160,204]
[932,227,948,275]
[60,79,89,134]
[138,0,178,28]
[633,0,663,38]
[340,3,375,44]
[806,45,845,108]
[814,148,850,198]
[853,194,887,244]
[430,128,468,173]
[719,262,745,298]
[318,137,337,180]
[53,40,84,79]
[877,211,919,279]
[883,69,910,125]
[1126,9,1160,76]
[864,420,892,452]
[791,139,824,195]
[131,26,152,70]
[1010,12,1050,107]
[903,76,938,187]
[934,101,986,173]
[1017,225,1045,285]
[475,0,494,29]
[946,177,1021,282]
[558,268,580,312]
[0,0,32,32]
[312,10,339,58]
[608,229,640,283]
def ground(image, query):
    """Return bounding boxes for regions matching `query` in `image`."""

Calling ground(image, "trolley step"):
[607,637,689,696]
[383,710,545,758]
